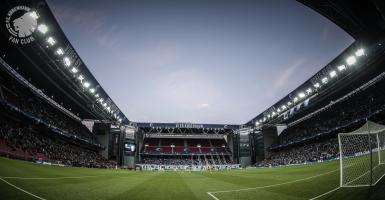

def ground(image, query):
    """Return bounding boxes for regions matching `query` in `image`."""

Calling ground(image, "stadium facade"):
[1,0,385,172]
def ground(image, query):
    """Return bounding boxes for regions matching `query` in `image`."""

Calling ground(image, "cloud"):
[273,58,306,90]
[197,103,210,109]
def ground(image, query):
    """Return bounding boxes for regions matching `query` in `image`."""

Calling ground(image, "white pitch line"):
[206,168,340,200]
[0,177,47,200]
[209,168,339,194]
[308,186,340,200]
[0,175,109,180]
[207,192,220,200]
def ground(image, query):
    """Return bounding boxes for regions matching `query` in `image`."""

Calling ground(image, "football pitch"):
[0,157,384,200]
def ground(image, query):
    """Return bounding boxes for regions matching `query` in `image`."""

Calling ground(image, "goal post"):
[339,130,385,187]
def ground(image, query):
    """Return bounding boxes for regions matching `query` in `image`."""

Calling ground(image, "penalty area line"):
[206,168,339,200]
[207,192,220,200]
[0,177,47,200]
[308,186,340,200]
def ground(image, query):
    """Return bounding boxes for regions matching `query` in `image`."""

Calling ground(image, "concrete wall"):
[96,132,109,159]
[240,156,251,167]
[262,127,278,158]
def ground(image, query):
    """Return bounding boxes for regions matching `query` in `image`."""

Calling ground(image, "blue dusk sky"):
[47,0,353,124]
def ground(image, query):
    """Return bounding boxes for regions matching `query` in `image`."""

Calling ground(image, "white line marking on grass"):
[0,178,47,200]
[0,175,108,180]
[308,186,340,200]
[207,168,339,200]
[207,192,220,200]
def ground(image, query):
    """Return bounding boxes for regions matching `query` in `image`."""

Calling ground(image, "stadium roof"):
[0,0,128,124]
[245,0,385,127]
[137,122,239,130]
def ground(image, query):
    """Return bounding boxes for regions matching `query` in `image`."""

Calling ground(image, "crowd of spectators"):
[142,156,233,166]
[258,138,339,167]
[0,121,116,168]
[0,74,98,145]
[0,68,116,168]
[260,79,385,167]
[276,79,385,147]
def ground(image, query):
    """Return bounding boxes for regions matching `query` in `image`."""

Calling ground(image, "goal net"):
[339,121,385,187]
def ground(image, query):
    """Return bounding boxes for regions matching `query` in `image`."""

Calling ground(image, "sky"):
[47,0,354,124]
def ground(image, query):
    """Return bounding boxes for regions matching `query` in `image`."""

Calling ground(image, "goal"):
[339,126,385,187]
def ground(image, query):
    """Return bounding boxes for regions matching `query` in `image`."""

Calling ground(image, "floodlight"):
[287,101,292,106]
[329,70,337,78]
[346,56,356,66]
[90,88,95,93]
[277,108,281,113]
[83,81,90,88]
[103,102,107,107]
[29,11,39,20]
[256,122,259,126]
[95,93,99,98]
[78,74,84,81]
[355,48,364,57]
[37,24,48,34]
[321,77,328,84]
[281,105,287,110]
[293,97,299,102]
[337,65,346,71]
[314,82,320,88]
[272,111,276,116]
[63,57,71,67]
[99,98,104,103]
[71,67,78,73]
[298,92,305,99]
[47,37,56,46]
[56,48,64,55]
[306,88,312,94]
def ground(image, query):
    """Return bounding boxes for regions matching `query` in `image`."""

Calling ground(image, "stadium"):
[0,0,385,199]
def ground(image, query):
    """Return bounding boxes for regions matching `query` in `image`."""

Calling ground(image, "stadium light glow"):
[287,101,292,106]
[272,111,276,116]
[103,102,107,107]
[37,24,48,34]
[90,88,95,93]
[99,98,104,103]
[83,82,90,88]
[293,97,299,102]
[47,37,56,46]
[337,65,346,71]
[298,92,305,99]
[63,57,71,67]
[321,77,328,84]
[56,48,64,55]
[314,82,321,88]
[277,108,281,113]
[329,70,337,78]
[306,88,312,94]
[71,67,78,73]
[346,56,356,66]
[29,11,39,20]
[355,48,365,57]
[78,75,84,81]
[281,105,287,110]
[256,122,259,126]
[95,93,99,98]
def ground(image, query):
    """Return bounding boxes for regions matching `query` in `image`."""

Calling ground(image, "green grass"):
[0,157,384,200]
